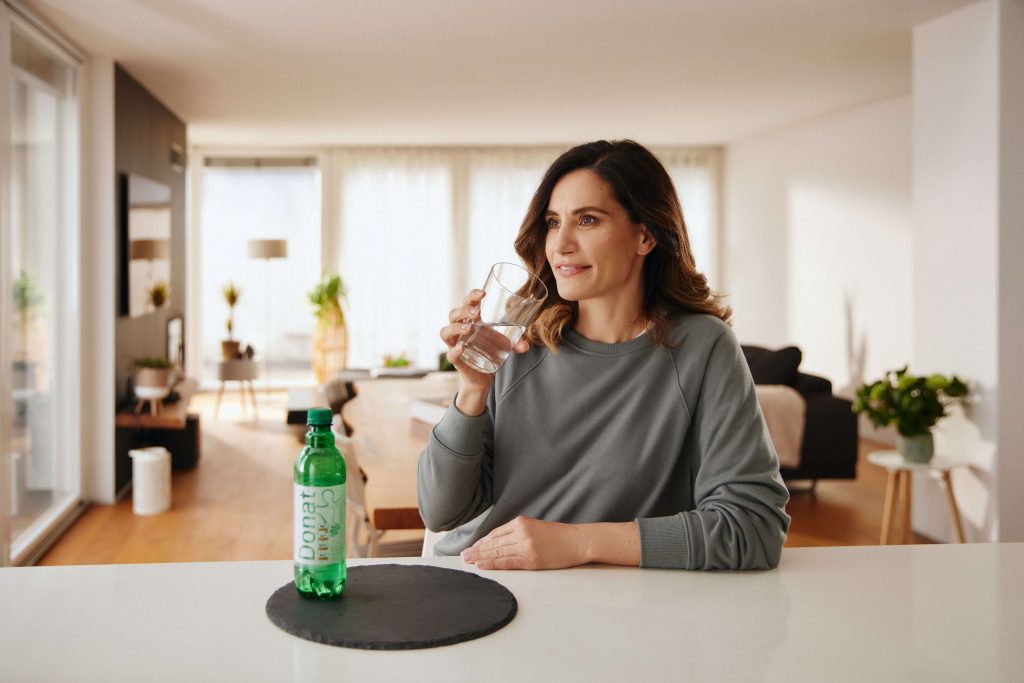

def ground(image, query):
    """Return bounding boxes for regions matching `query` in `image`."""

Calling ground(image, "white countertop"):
[2,543,1022,682]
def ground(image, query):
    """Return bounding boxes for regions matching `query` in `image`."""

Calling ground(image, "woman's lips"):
[556,265,590,277]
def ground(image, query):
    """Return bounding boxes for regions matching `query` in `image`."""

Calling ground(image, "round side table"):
[216,359,260,420]
[867,450,967,544]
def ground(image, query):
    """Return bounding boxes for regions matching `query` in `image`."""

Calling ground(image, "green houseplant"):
[221,282,242,360]
[308,273,349,382]
[852,366,969,463]
[13,270,44,387]
[134,356,173,389]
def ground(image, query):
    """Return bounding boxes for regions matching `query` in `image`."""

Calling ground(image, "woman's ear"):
[637,225,656,256]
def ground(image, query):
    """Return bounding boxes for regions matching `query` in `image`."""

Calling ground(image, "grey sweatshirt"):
[417,313,791,570]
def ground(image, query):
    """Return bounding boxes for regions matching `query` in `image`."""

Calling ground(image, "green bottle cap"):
[307,408,333,426]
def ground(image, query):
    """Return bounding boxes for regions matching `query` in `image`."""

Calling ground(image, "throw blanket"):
[755,385,806,469]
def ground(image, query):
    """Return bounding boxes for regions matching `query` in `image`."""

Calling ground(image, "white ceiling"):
[26,0,976,147]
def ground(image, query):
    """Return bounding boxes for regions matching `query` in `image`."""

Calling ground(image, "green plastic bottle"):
[293,408,347,599]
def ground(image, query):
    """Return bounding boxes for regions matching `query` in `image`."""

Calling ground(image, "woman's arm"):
[416,390,497,532]
[637,329,791,570]
[460,517,641,570]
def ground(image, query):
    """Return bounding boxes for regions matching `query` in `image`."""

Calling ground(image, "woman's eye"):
[546,218,559,229]
[580,215,596,226]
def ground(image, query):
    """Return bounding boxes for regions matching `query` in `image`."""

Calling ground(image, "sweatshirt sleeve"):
[416,390,496,532]
[636,327,791,570]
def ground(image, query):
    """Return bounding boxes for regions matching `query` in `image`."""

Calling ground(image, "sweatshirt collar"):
[563,326,653,356]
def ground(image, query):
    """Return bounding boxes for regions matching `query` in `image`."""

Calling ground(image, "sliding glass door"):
[1,6,81,566]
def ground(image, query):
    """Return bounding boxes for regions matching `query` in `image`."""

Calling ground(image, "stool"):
[216,359,260,420]
[134,385,170,415]
[867,450,967,544]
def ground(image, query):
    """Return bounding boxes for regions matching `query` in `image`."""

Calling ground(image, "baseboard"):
[20,499,90,566]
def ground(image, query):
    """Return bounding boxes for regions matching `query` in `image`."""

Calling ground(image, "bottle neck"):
[305,425,335,449]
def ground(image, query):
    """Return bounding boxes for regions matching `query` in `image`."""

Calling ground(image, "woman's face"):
[544,169,654,304]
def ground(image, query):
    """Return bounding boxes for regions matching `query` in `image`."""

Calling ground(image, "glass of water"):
[459,262,548,374]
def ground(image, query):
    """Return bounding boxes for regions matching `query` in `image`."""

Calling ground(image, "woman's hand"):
[441,289,529,416]
[461,517,642,570]
[460,516,589,570]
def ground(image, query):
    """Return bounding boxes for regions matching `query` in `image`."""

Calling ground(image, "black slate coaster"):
[265,564,518,650]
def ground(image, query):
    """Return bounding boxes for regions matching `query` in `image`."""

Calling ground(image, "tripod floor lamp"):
[247,238,288,395]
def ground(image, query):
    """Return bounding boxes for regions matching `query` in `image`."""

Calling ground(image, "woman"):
[418,140,790,570]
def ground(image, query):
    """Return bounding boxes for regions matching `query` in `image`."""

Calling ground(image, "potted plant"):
[134,356,173,390]
[147,281,170,310]
[222,282,242,360]
[13,270,43,387]
[852,366,969,463]
[383,353,410,368]
[308,272,349,383]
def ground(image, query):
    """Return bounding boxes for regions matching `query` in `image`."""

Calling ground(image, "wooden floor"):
[39,392,929,566]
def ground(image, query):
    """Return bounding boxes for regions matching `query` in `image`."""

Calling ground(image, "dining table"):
[340,373,459,531]
[1,543,1022,681]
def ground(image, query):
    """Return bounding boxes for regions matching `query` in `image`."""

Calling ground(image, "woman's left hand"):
[460,516,588,570]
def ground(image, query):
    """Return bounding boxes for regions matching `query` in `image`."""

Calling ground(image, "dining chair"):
[334,427,423,558]
[421,528,449,557]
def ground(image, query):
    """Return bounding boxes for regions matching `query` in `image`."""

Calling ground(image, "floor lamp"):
[247,238,288,395]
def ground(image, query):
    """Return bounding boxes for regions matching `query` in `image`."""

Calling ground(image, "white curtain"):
[655,147,722,288]
[326,145,720,371]
[463,149,555,291]
[333,149,454,370]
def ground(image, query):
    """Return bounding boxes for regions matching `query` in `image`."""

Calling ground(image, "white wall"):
[79,56,116,504]
[723,97,914,395]
[912,0,1024,543]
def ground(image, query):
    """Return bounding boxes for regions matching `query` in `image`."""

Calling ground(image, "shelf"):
[115,378,197,430]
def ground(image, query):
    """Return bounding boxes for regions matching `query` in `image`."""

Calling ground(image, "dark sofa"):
[741,345,858,485]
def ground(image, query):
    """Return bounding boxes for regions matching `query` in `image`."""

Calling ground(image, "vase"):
[221,340,241,360]
[897,432,934,463]
[312,312,348,384]
[135,367,170,390]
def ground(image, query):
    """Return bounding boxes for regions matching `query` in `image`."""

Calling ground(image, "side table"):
[867,450,967,544]
[216,360,260,420]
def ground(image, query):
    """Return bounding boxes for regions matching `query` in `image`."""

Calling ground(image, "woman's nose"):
[552,225,576,253]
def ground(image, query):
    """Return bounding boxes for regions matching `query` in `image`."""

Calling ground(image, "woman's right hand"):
[441,289,529,416]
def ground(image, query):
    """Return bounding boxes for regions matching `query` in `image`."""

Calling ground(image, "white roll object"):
[128,447,172,515]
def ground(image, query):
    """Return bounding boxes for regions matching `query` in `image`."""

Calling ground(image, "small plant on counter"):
[383,353,411,368]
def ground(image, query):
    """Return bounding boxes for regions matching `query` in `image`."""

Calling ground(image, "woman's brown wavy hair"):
[514,139,731,350]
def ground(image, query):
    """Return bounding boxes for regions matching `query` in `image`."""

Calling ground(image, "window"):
[198,163,321,387]
[1,8,82,566]
[335,150,453,369]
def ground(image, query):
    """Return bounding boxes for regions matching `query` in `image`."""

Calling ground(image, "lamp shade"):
[130,239,171,261]
[248,239,288,259]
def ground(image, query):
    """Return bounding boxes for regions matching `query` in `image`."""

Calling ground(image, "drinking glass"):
[458,262,548,373]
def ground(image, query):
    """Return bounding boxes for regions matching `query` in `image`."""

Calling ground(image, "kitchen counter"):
[2,543,1022,682]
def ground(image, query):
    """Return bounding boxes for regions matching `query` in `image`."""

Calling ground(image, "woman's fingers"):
[448,289,485,324]
[440,322,473,348]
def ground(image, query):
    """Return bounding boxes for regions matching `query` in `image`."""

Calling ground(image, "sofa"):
[741,345,858,485]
